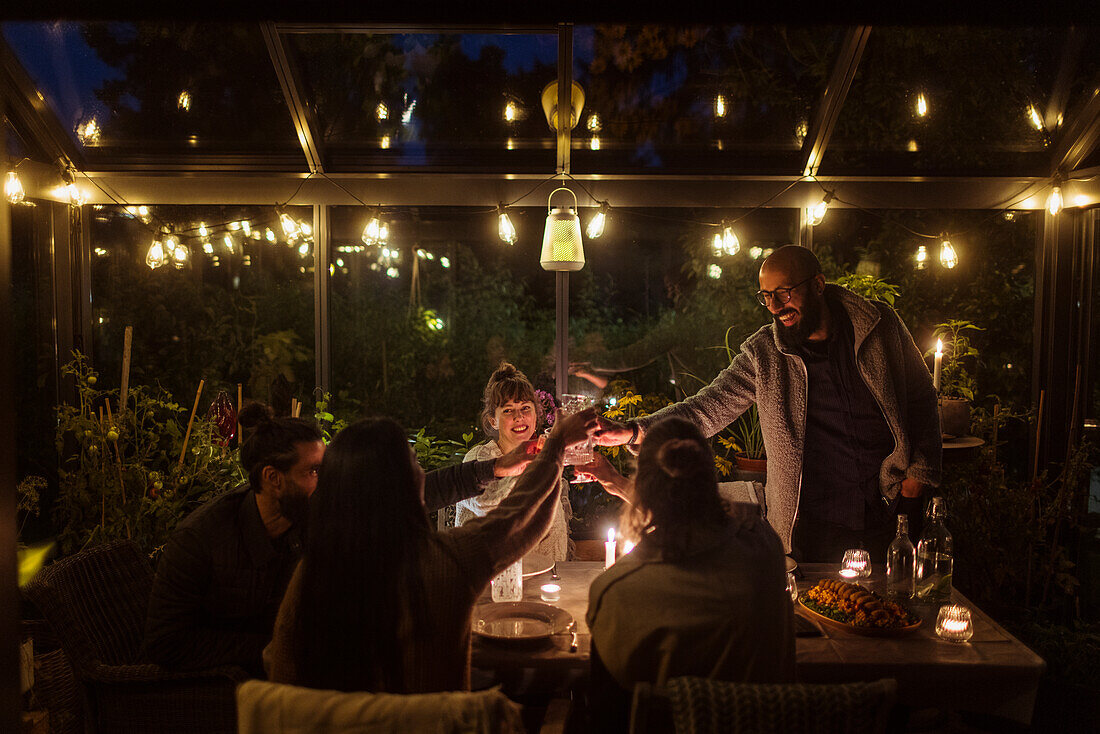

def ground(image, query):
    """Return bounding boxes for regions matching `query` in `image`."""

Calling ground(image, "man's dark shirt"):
[796,295,896,531]
[143,459,497,674]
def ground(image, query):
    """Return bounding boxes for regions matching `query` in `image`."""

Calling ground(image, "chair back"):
[236,679,526,734]
[23,540,154,674]
[631,677,897,734]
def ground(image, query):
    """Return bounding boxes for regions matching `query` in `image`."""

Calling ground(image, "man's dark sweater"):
[143,458,498,674]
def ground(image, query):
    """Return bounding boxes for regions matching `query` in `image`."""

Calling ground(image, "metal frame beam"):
[262,23,325,174]
[1043,27,1085,133]
[274,23,560,34]
[313,204,331,392]
[801,26,870,177]
[0,35,83,171]
[554,23,573,399]
[1053,84,1100,175]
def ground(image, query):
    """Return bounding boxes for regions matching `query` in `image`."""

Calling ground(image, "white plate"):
[522,552,553,578]
[473,602,574,643]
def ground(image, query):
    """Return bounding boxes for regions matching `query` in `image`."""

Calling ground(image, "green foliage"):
[726,404,765,461]
[409,427,476,472]
[833,273,900,306]
[926,319,983,400]
[53,352,244,558]
[248,330,312,402]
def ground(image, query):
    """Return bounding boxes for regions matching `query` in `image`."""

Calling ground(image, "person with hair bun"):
[457,361,573,561]
[584,416,795,732]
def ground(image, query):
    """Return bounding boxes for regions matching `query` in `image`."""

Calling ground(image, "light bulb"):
[722,226,740,256]
[712,232,723,254]
[198,222,208,237]
[66,183,85,206]
[202,240,213,254]
[504,100,517,122]
[5,171,24,203]
[587,113,601,132]
[380,135,391,149]
[497,204,517,245]
[265,228,275,242]
[300,222,313,237]
[362,211,386,246]
[939,239,958,269]
[241,220,251,236]
[223,234,235,253]
[916,93,928,117]
[171,242,190,269]
[178,90,191,111]
[795,119,808,146]
[379,222,390,243]
[708,264,722,279]
[376,102,388,121]
[137,205,149,218]
[280,213,300,238]
[298,243,310,257]
[1047,186,1063,216]
[76,118,100,145]
[145,239,166,269]
[1027,105,1044,131]
[401,100,416,124]
[807,191,835,226]
[916,244,928,269]
[228,220,240,231]
[715,94,727,118]
[749,246,763,259]
[589,136,600,151]
[440,257,451,269]
[587,203,609,239]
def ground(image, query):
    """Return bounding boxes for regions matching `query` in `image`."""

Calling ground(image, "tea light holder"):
[540,583,562,603]
[935,604,974,642]
[840,549,871,580]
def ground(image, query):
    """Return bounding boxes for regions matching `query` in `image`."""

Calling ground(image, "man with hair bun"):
[144,401,539,675]
[595,244,941,564]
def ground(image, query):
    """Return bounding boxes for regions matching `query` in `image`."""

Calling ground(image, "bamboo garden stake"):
[179,379,205,468]
[120,326,133,411]
[237,383,243,446]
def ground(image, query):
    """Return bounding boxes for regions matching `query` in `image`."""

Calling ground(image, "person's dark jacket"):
[142,459,498,674]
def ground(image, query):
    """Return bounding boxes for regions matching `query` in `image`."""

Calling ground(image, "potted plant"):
[720,403,766,475]
[927,320,983,437]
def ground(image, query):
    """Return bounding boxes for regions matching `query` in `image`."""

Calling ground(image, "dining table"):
[470,561,1046,725]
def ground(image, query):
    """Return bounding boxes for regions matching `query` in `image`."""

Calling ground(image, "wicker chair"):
[630,677,897,734]
[22,539,247,733]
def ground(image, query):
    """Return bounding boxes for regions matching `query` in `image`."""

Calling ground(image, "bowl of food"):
[798,579,922,637]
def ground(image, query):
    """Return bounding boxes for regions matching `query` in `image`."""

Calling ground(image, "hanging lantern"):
[540,187,585,271]
[5,171,25,204]
[939,238,958,269]
[145,239,166,269]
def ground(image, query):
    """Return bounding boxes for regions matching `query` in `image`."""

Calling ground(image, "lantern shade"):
[541,207,585,271]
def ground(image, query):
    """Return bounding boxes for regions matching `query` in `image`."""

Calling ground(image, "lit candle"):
[540,583,561,603]
[933,339,943,392]
[838,568,859,580]
[605,528,617,569]
[840,548,871,579]
[936,604,974,642]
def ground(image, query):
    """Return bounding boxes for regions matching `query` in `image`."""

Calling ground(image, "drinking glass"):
[935,604,974,642]
[490,558,523,602]
[559,393,595,466]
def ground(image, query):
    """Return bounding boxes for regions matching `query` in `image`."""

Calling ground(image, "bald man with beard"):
[595,245,941,564]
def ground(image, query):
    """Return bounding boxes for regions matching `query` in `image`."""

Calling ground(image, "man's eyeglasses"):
[755,275,816,307]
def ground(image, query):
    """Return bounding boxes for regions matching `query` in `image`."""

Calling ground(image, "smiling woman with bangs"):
[456,361,573,561]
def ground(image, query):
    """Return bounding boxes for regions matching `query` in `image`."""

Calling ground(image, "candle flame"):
[607,528,616,544]
[935,339,943,355]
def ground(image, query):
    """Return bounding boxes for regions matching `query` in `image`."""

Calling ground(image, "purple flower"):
[535,389,557,426]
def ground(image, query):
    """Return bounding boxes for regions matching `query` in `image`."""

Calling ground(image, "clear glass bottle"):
[490,558,523,602]
[886,514,915,600]
[915,497,953,604]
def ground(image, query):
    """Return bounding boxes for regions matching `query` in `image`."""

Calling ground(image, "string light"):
[504,100,518,122]
[170,240,191,269]
[362,208,388,246]
[66,183,85,207]
[75,118,100,146]
[714,94,727,118]
[241,220,252,236]
[939,237,958,269]
[587,202,609,239]
[589,136,600,151]
[807,191,835,226]
[223,234,235,253]
[708,264,722,279]
[1027,105,1044,131]
[1047,185,1063,216]
[280,212,301,238]
[145,238,166,269]
[915,245,928,269]
[4,171,24,204]
[202,241,214,254]
[178,90,191,111]
[586,113,601,132]
[376,102,389,121]
[497,203,517,245]
[402,100,416,124]
[749,246,763,259]
[198,222,208,237]
[380,135,391,149]
[915,92,928,118]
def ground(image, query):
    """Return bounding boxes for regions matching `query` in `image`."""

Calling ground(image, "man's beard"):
[278,481,311,530]
[774,291,824,349]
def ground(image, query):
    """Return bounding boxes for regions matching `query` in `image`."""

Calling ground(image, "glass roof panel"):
[570,25,845,174]
[821,26,1063,176]
[1061,28,1100,143]
[290,32,558,171]
[2,22,303,161]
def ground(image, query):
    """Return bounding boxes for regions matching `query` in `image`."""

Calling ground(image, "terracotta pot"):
[734,455,768,475]
[938,396,971,437]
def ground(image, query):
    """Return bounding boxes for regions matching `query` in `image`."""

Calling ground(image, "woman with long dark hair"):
[264,407,598,693]
[584,416,795,731]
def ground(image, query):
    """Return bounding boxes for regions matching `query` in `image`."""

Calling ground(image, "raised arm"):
[892,308,942,489]
[452,409,598,578]
[422,439,537,512]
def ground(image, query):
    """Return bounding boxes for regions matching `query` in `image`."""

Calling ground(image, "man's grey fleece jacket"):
[636,284,942,554]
